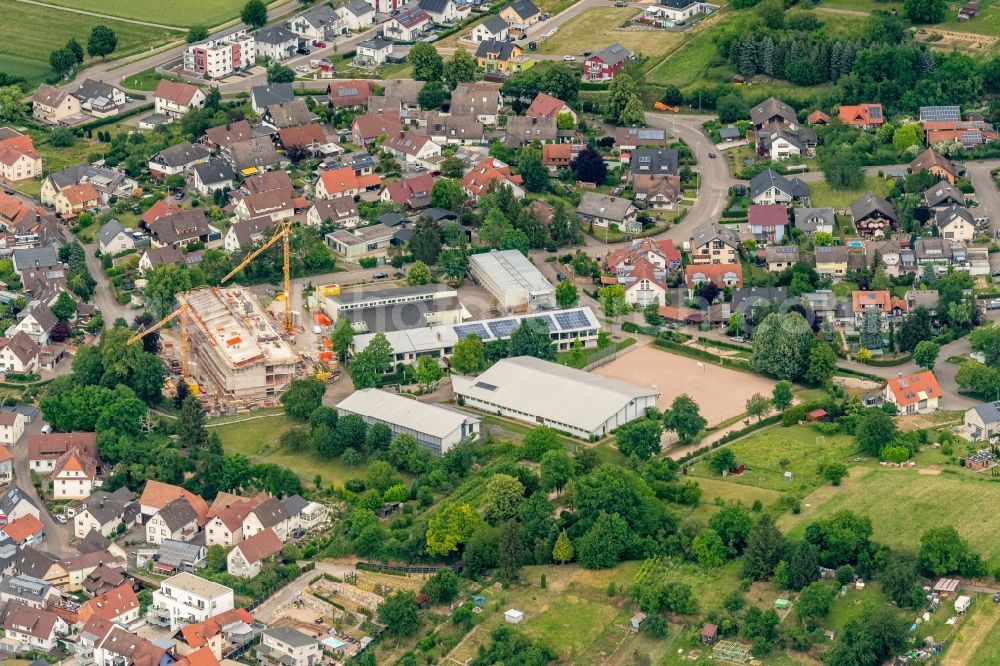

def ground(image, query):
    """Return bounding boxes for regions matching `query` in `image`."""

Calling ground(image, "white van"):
[40,423,51,434]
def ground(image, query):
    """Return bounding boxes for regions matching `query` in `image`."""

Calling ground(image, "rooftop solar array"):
[554,310,591,329]
[454,323,489,339]
[487,319,518,338]
[869,107,882,119]
[920,106,961,122]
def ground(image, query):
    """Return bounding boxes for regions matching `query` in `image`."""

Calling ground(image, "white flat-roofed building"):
[351,306,600,366]
[452,356,660,439]
[469,249,555,311]
[310,283,469,333]
[337,388,480,455]
[148,572,234,631]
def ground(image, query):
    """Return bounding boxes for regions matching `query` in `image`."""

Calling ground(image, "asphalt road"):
[11,418,71,557]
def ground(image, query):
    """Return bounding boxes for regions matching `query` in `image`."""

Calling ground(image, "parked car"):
[730,336,745,343]
[994,592,1000,602]
[292,529,307,538]
[55,514,67,524]
[708,152,717,158]
[2,189,12,195]
[313,40,327,47]
[556,272,566,282]
[174,191,185,200]
[373,271,389,280]
[988,298,1000,310]
[614,2,627,6]
[583,50,592,56]
[563,55,576,61]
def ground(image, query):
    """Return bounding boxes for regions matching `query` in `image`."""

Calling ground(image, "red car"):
[313,40,327,47]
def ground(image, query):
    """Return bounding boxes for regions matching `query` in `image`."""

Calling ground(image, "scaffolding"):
[712,640,753,663]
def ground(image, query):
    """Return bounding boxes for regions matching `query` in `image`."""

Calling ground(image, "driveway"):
[84,243,133,329]
[11,419,71,557]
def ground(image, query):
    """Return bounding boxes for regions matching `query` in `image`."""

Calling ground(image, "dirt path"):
[941,602,1000,666]
[815,6,870,17]
[10,0,186,30]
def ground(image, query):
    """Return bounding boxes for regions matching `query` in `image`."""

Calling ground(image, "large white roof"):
[452,356,659,432]
[337,388,478,439]
[469,249,554,296]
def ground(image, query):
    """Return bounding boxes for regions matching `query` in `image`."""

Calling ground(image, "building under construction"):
[177,287,298,407]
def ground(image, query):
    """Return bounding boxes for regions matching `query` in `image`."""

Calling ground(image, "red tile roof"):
[807,110,830,124]
[141,199,182,226]
[747,204,788,227]
[27,432,97,462]
[82,583,140,622]
[139,480,209,525]
[60,183,99,207]
[838,104,884,126]
[2,514,44,542]
[886,371,942,407]
[235,527,283,564]
[155,80,201,106]
[542,143,571,165]
[684,262,743,289]
[526,92,569,118]
[851,290,891,313]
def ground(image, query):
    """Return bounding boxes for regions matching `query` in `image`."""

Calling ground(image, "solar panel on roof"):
[454,323,489,339]
[529,315,554,329]
[637,129,662,139]
[920,106,961,122]
[474,381,497,391]
[554,310,590,329]
[870,107,881,119]
[488,319,518,338]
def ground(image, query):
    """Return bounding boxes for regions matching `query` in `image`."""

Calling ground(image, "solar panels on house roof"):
[487,319,518,338]
[869,106,882,119]
[454,323,489,339]
[775,246,797,254]
[920,106,961,122]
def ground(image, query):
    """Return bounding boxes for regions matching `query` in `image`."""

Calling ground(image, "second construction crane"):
[220,220,294,334]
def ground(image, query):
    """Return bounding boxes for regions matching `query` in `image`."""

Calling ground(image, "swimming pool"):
[322,637,347,650]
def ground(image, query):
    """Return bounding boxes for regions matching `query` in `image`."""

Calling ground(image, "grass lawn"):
[28,132,103,173]
[536,8,683,60]
[950,599,1000,665]
[122,67,167,92]
[685,477,783,523]
[39,0,247,27]
[0,54,50,84]
[779,466,1000,567]
[824,581,888,632]
[212,413,367,488]
[0,0,173,74]
[555,337,635,369]
[808,176,889,210]
[687,425,857,494]
[831,281,859,298]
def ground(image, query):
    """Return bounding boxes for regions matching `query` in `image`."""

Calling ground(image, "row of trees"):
[49,26,117,78]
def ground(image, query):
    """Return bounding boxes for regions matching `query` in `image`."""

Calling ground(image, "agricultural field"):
[0,0,174,82]
[687,425,857,493]
[36,0,247,28]
[779,466,1000,566]
[536,7,684,60]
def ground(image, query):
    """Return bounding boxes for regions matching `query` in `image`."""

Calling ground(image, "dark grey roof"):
[378,213,410,227]
[972,400,1000,425]
[151,142,211,168]
[27,303,58,333]
[749,169,809,201]
[76,529,113,555]
[251,84,295,109]
[590,43,631,67]
[263,626,319,649]
[342,0,374,15]
[252,498,290,529]
[935,205,975,230]
[280,494,308,516]
[358,38,392,50]
[630,148,678,176]
[0,487,38,516]
[732,287,787,312]
[418,0,453,13]
[750,97,797,127]
[757,122,816,152]
[423,208,456,222]
[691,221,739,250]
[293,4,336,27]
[79,487,136,526]
[914,237,952,261]
[924,182,966,208]
[814,245,849,263]
[475,40,519,61]
[660,0,698,7]
[156,498,198,531]
[481,14,509,33]
[98,220,127,246]
[850,193,897,222]
[792,207,835,233]
[256,25,299,45]
[0,574,52,603]
[720,126,740,140]
[501,0,540,20]
[12,246,60,273]
[15,547,57,579]
[73,79,121,103]
[194,158,236,186]
[576,192,635,222]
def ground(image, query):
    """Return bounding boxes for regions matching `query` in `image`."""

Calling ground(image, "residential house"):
[383,7,433,41]
[78,583,141,627]
[423,112,485,146]
[732,286,787,322]
[203,121,254,150]
[14,548,65,588]
[0,447,11,484]
[576,192,640,234]
[351,112,404,145]
[81,563,128,597]
[97,220,134,255]
[70,79,126,118]
[241,497,290,541]
[628,147,677,180]
[147,539,207,575]
[0,604,68,653]
[884,371,943,414]
[813,245,849,278]
[262,99,318,130]
[757,122,817,160]
[792,207,835,236]
[154,80,207,119]
[689,221,740,264]
[256,627,322,666]
[281,495,328,531]
[0,132,42,182]
[851,290,892,327]
[243,170,293,195]
[40,164,138,207]
[255,25,299,61]
[353,39,393,68]
[2,515,44,547]
[148,141,211,178]
[146,498,199,545]
[73,487,137,539]
[306,197,360,228]
[765,245,800,273]
[174,607,255,659]
[910,148,959,184]
[450,82,503,124]
[473,15,510,42]
[316,166,380,199]
[499,0,541,36]
[51,449,99,500]
[250,84,294,115]
[287,4,338,40]
[228,136,282,174]
[583,44,632,82]
[382,130,442,165]
[749,169,809,206]
[6,304,57,345]
[747,205,788,244]
[914,237,954,273]
[837,103,884,130]
[137,246,187,273]
[923,182,966,209]
[148,572,235,631]
[184,28,256,80]
[0,410,24,445]
[850,193,897,237]
[634,174,681,208]
[935,206,977,242]
[234,189,297,223]
[205,501,255,547]
[224,217,279,254]
[542,143,572,169]
[52,182,100,216]
[920,109,997,148]
[418,0,461,23]
[750,97,797,131]
[685,263,743,296]
[328,80,376,109]
[139,480,209,526]
[504,114,556,146]
[526,91,575,121]
[147,209,215,248]
[807,110,830,125]
[657,0,717,22]
[965,401,1000,441]
[461,157,525,199]
[617,259,668,306]
[0,487,39,525]
[193,159,237,196]
[336,0,376,31]
[31,85,82,124]
[93,626,171,666]
[27,431,97,474]
[226,528,283,578]
[475,40,523,73]
[381,173,435,209]
[0,332,40,374]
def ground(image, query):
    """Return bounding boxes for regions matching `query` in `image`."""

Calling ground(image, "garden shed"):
[504,609,524,625]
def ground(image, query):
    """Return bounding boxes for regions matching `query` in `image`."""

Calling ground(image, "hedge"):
[653,338,752,370]
[78,103,154,131]
[863,353,913,367]
[697,336,749,353]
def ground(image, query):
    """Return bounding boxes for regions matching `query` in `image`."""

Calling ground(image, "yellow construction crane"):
[127,302,190,380]
[220,220,294,334]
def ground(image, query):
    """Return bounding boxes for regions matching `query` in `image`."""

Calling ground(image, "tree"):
[497,520,526,581]
[752,313,816,380]
[663,394,706,442]
[331,319,353,361]
[377,591,420,637]
[576,511,630,569]
[743,514,787,581]
[443,49,478,88]
[540,449,574,493]
[804,342,838,387]
[410,42,443,81]
[772,380,793,411]
[607,73,638,123]
[451,335,487,375]
[366,460,402,494]
[66,38,84,63]
[522,425,559,461]
[426,502,479,556]
[509,318,555,360]
[904,0,946,23]
[788,541,819,591]
[823,462,848,486]
[0,86,27,124]
[708,448,737,476]
[899,306,933,352]
[417,80,448,110]
[824,606,910,666]
[437,248,468,281]
[499,227,530,256]
[571,146,607,185]
[421,570,459,604]
[796,581,835,629]
[855,408,898,457]
[51,292,77,321]
[861,307,882,350]
[267,63,295,84]
[187,26,209,43]
[710,505,753,556]
[616,419,663,460]
[716,94,749,123]
[619,95,645,126]
[918,526,985,577]
[407,260,431,285]
[483,473,525,525]
[431,178,465,211]
[414,355,443,389]
[692,528,726,568]
[555,280,578,309]
[366,423,393,453]
[281,378,325,420]
[822,153,865,190]
[552,529,574,564]
[745,393,771,422]
[893,123,923,152]
[598,284,627,326]
[880,553,924,608]
[914,339,940,370]
[409,217,443,266]
[49,48,75,77]
[87,25,117,58]
[241,0,268,28]
[518,147,549,193]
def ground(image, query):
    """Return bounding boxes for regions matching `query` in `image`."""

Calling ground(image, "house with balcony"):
[147,572,234,631]
[227,528,283,578]
[583,44,632,82]
[0,604,68,654]
[146,498,200,545]
[257,627,322,666]
[689,221,739,265]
